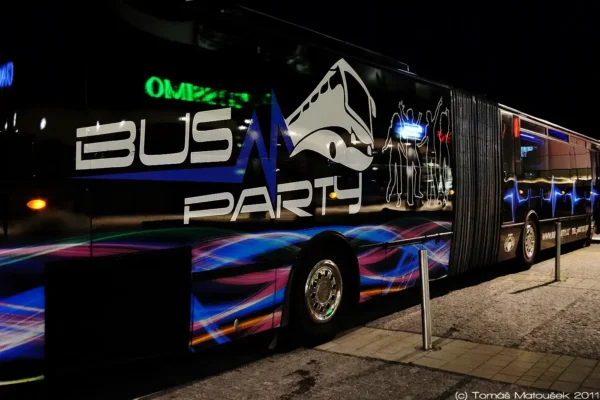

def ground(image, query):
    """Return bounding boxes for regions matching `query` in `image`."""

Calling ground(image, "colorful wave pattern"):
[0,218,451,362]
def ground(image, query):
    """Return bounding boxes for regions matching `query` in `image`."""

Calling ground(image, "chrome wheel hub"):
[304,260,343,323]
[524,224,536,259]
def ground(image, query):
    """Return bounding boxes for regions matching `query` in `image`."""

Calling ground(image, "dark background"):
[249,2,599,138]
[3,1,598,138]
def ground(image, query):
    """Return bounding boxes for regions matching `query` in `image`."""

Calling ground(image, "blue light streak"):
[0,61,13,88]
[520,132,545,145]
[506,175,598,220]
[548,129,568,142]
[395,123,424,140]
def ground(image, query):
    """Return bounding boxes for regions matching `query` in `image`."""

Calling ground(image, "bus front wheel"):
[290,251,354,341]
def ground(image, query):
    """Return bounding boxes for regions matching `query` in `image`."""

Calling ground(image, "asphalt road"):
[148,347,546,400]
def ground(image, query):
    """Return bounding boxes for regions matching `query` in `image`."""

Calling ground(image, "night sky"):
[2,2,598,138]
[251,3,599,138]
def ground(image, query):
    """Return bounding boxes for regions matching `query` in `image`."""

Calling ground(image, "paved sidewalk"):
[368,244,600,360]
[317,328,600,393]
[315,244,600,394]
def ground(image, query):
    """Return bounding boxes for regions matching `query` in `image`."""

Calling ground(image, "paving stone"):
[523,367,548,379]
[486,355,517,367]
[362,335,405,352]
[531,379,553,389]
[469,344,504,356]
[516,351,545,363]
[499,360,535,377]
[470,364,504,379]
[558,371,589,384]
[582,378,600,389]
[411,356,449,369]
[440,361,477,374]
[492,373,520,383]
[315,341,338,351]
[572,358,599,368]
[499,348,525,358]
[516,379,535,386]
[554,355,576,367]
[424,350,461,362]
[550,380,580,393]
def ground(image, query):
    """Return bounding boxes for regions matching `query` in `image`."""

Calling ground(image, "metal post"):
[419,249,432,350]
[555,222,561,282]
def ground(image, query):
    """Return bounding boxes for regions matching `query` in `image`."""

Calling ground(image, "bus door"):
[501,112,516,223]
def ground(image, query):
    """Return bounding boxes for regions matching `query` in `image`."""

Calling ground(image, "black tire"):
[518,217,538,269]
[289,248,356,342]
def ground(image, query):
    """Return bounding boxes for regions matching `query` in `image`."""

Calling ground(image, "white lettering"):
[334,173,362,214]
[543,225,589,240]
[542,231,555,241]
[190,108,233,163]
[184,174,362,222]
[183,192,234,224]
[231,187,275,222]
[276,180,313,218]
[140,116,190,166]
[77,108,233,170]
[515,391,571,399]
[314,177,334,216]
[75,121,136,170]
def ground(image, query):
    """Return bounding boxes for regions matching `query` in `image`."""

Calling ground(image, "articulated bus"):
[1,2,599,384]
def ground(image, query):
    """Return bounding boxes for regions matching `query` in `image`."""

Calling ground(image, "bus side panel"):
[190,268,279,350]
[539,216,591,251]
[1,4,458,378]
[499,111,595,262]
[0,9,92,381]
[497,225,521,262]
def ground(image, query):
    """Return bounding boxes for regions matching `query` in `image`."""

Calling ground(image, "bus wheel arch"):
[281,231,359,340]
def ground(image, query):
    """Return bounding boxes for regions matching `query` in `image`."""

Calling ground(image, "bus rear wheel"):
[519,218,538,269]
[291,251,353,342]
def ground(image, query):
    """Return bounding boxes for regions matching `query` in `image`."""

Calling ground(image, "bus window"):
[520,119,546,135]
[546,139,573,216]
[570,144,592,215]
[549,140,571,171]
[520,132,548,178]
[573,144,592,179]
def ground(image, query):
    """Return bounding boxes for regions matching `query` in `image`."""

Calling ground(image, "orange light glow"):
[190,314,271,346]
[519,190,524,195]
[449,189,455,195]
[513,116,520,138]
[27,199,46,211]
[328,192,337,199]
